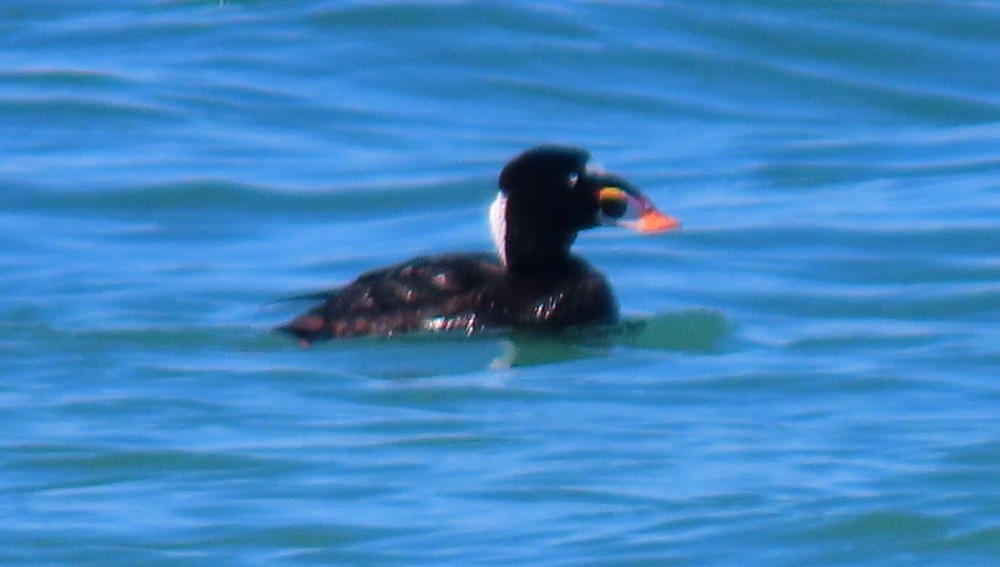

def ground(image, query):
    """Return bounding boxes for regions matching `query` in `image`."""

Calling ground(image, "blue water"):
[2,1,999,564]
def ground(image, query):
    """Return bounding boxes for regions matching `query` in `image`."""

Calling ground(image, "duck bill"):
[625,207,680,233]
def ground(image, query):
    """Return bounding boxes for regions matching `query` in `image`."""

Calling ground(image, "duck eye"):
[598,187,628,218]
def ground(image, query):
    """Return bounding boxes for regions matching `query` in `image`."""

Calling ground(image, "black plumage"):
[278,145,679,344]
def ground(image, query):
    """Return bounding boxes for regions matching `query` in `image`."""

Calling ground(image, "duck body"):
[278,145,679,344]
[278,252,617,342]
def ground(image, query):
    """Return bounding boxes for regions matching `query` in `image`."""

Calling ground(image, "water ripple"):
[3,1,1000,565]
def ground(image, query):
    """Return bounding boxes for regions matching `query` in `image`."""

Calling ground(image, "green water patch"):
[263,308,730,372]
[618,309,731,354]
[487,308,731,367]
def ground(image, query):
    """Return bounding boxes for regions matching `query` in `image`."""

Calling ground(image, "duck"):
[278,145,680,344]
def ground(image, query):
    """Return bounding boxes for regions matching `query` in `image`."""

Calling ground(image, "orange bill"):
[636,208,681,233]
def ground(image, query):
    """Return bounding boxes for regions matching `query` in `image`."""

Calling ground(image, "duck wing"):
[277,253,504,343]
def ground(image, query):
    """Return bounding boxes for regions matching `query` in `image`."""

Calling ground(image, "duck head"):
[490,145,679,274]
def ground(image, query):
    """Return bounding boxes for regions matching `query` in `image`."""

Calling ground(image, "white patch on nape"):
[488,192,508,266]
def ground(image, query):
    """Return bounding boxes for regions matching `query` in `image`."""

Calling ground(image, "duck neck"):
[490,192,575,276]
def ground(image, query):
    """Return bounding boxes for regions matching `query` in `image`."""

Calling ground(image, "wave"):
[0,177,486,220]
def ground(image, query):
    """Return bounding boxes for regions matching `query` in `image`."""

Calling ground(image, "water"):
[2,1,999,564]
